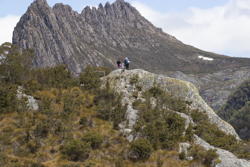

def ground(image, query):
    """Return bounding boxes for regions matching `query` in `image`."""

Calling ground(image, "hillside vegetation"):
[0,43,249,167]
[219,79,250,139]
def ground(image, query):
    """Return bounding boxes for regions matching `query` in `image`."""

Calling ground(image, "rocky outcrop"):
[194,135,250,167]
[101,69,239,139]
[102,69,250,167]
[17,86,39,111]
[13,0,250,74]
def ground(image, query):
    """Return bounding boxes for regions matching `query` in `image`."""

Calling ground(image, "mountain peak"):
[114,0,126,5]
[116,0,125,2]
[53,3,75,15]
[31,0,48,7]
[13,0,250,74]
[27,0,50,13]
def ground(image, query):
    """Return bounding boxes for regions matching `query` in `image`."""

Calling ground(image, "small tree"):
[0,43,33,84]
[79,66,101,91]
[32,65,77,89]
[0,84,18,113]
[128,139,153,161]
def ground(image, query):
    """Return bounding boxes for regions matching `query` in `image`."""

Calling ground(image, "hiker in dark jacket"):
[117,60,122,68]
[124,57,130,70]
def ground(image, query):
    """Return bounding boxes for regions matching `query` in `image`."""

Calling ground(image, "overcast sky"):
[0,0,250,57]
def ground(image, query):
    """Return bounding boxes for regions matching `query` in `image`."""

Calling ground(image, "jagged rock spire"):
[13,0,250,75]
[31,0,49,7]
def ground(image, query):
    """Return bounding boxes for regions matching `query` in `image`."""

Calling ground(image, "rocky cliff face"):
[13,0,250,74]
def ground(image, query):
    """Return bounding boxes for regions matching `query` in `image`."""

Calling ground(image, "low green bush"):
[94,88,126,129]
[34,122,49,138]
[61,139,91,162]
[190,145,218,167]
[134,87,188,150]
[143,87,189,113]
[79,66,101,91]
[82,132,103,149]
[79,117,90,127]
[128,139,153,161]
[0,84,18,114]
[0,44,33,85]
[230,141,250,160]
[32,65,77,89]
[191,111,238,151]
[190,110,250,159]
[135,108,186,150]
[179,151,186,160]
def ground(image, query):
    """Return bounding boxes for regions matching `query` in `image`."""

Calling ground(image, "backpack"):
[124,59,129,65]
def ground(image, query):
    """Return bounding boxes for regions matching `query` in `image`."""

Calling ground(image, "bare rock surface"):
[17,86,39,111]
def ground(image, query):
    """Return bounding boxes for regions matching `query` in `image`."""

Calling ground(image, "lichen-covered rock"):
[101,69,239,139]
[194,135,250,167]
[179,143,193,160]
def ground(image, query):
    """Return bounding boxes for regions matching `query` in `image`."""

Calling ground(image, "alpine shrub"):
[128,139,153,161]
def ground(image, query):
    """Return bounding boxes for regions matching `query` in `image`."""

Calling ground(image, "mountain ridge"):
[13,0,250,74]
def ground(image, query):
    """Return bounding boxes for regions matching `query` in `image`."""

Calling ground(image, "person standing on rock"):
[124,57,130,70]
[117,60,122,68]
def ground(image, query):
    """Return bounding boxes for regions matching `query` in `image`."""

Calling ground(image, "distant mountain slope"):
[218,79,250,139]
[13,0,250,74]
[168,67,250,111]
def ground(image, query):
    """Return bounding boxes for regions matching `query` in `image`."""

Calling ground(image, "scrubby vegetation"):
[133,86,250,161]
[0,43,129,166]
[0,84,18,113]
[128,139,153,161]
[190,110,250,159]
[133,87,221,165]
[135,107,186,150]
[0,43,249,166]
[61,139,91,161]
[189,145,219,167]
